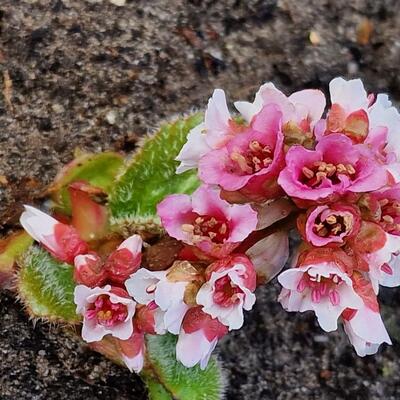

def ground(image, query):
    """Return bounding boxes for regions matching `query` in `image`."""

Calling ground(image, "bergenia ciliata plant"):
[2,77,400,399]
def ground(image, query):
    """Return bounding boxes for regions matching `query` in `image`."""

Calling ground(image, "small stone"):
[105,110,117,125]
[51,104,64,114]
[309,31,321,45]
[109,0,126,5]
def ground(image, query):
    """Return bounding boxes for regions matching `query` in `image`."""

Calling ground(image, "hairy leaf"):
[144,334,225,400]
[17,247,79,323]
[109,114,202,233]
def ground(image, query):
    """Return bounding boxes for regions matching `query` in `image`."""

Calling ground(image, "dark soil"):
[1,0,400,399]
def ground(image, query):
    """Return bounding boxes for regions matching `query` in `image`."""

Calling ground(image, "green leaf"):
[17,247,80,323]
[109,114,202,233]
[143,334,225,400]
[49,152,124,214]
[144,378,173,400]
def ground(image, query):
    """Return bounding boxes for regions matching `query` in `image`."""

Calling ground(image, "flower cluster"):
[20,187,261,371]
[176,77,400,356]
[20,77,400,374]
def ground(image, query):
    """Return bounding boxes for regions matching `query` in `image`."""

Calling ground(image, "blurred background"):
[1,0,400,399]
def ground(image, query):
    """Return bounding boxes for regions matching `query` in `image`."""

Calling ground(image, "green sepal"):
[17,247,80,323]
[143,334,225,400]
[49,151,124,214]
[109,114,202,234]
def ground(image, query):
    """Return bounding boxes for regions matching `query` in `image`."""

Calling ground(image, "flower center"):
[213,275,243,307]
[182,215,229,243]
[86,295,128,327]
[313,213,353,238]
[379,198,400,234]
[297,272,342,306]
[229,140,273,175]
[301,161,356,188]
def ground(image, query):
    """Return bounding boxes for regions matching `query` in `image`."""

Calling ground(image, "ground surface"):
[1,0,400,399]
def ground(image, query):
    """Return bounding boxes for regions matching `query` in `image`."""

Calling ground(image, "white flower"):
[278,262,363,332]
[125,268,189,334]
[74,285,136,343]
[176,307,227,370]
[343,305,391,356]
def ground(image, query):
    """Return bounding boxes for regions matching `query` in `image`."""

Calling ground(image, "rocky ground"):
[1,0,400,399]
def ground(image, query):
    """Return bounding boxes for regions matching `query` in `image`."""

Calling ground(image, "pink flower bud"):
[74,253,107,287]
[104,235,142,284]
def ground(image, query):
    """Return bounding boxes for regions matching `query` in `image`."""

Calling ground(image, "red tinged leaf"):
[0,231,33,290]
[68,181,109,242]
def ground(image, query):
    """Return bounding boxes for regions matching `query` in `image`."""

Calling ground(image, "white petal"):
[175,123,210,174]
[369,94,400,158]
[204,89,232,148]
[163,302,189,334]
[329,77,369,112]
[117,234,143,255]
[125,269,166,305]
[122,349,144,373]
[246,231,289,282]
[20,205,59,251]
[349,305,391,345]
[154,280,187,311]
[176,330,215,369]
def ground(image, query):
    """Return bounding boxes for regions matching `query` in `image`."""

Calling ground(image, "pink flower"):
[235,82,326,129]
[198,104,285,201]
[103,235,142,284]
[74,285,136,343]
[157,185,257,258]
[176,89,241,173]
[278,134,387,204]
[20,205,88,264]
[342,305,391,356]
[196,254,256,330]
[176,306,228,370]
[278,261,363,332]
[300,203,361,247]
